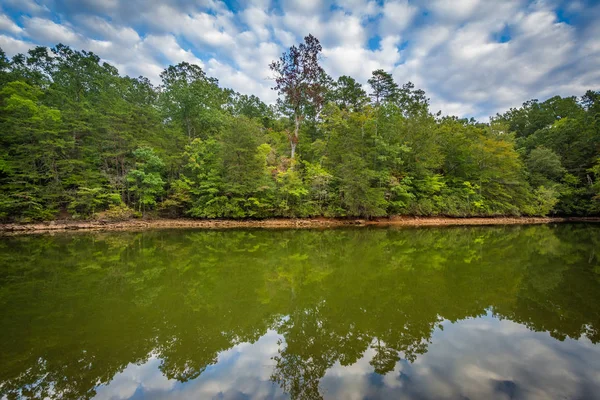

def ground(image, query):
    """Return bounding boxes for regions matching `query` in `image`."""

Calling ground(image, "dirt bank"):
[1,216,597,235]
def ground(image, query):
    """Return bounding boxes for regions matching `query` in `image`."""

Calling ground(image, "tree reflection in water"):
[1,224,599,399]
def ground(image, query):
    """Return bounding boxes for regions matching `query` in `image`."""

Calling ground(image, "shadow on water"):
[1,224,600,399]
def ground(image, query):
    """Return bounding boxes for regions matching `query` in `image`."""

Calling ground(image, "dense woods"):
[0,35,599,222]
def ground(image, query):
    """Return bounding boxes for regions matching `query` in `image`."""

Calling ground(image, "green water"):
[1,224,600,400]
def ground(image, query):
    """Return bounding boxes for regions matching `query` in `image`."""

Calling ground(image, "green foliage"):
[533,186,560,216]
[2,225,600,399]
[159,62,228,139]
[526,146,566,187]
[102,203,136,220]
[159,177,193,217]
[275,160,310,216]
[67,187,122,218]
[328,75,368,111]
[0,40,598,220]
[302,161,333,215]
[126,147,165,212]
[590,158,600,213]
[184,137,223,218]
[368,69,398,105]
[503,93,600,215]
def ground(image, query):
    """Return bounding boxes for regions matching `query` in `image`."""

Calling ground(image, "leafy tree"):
[159,62,227,140]
[589,158,600,212]
[270,34,326,158]
[0,81,64,220]
[328,75,368,111]
[183,138,224,218]
[67,187,122,218]
[220,117,274,217]
[126,147,165,212]
[526,146,566,187]
[0,48,13,87]
[324,105,387,217]
[368,69,398,106]
[0,39,598,220]
[397,81,430,117]
[229,92,273,125]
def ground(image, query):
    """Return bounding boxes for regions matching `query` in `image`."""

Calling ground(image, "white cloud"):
[240,7,271,41]
[0,14,22,35]
[144,34,204,67]
[379,0,418,36]
[273,28,296,47]
[2,0,49,15]
[322,35,402,83]
[78,15,140,45]
[22,17,78,44]
[425,0,482,22]
[325,11,367,47]
[94,357,176,400]
[388,0,587,118]
[281,0,326,15]
[0,0,596,118]
[337,0,380,18]
[95,330,285,400]
[207,58,276,102]
[0,34,34,56]
[94,315,600,400]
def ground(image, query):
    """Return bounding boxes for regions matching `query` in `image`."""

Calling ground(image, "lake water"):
[1,224,600,400]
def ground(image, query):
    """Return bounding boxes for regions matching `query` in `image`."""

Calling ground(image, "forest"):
[0,34,599,222]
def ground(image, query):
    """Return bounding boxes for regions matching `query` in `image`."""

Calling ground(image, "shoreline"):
[0,216,598,235]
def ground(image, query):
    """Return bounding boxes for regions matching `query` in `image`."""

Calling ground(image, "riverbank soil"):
[1,216,598,235]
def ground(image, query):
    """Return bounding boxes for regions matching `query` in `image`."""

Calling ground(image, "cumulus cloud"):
[0,0,598,118]
[22,17,79,44]
[0,13,22,35]
[91,315,600,399]
[0,34,32,56]
[95,330,286,400]
[2,0,49,15]
[379,0,417,36]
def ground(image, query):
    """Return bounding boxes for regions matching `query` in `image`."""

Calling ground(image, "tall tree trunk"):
[186,118,192,140]
[290,141,297,159]
[292,114,301,158]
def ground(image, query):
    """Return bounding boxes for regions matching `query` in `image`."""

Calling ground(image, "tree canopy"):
[0,38,598,222]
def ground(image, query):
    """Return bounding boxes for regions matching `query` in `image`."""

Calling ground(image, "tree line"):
[0,35,599,221]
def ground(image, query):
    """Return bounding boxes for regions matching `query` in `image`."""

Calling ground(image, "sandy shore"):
[0,216,597,235]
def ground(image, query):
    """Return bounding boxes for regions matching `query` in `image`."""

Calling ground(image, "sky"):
[93,317,600,399]
[0,0,599,120]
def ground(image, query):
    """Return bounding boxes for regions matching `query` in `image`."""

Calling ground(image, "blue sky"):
[0,0,599,119]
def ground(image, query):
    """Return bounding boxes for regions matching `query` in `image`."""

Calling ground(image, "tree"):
[324,105,387,218]
[0,81,64,220]
[0,49,14,87]
[328,75,368,111]
[229,93,271,123]
[126,147,165,212]
[270,34,326,158]
[582,90,600,118]
[0,40,599,220]
[526,146,566,187]
[220,117,274,217]
[367,69,398,106]
[159,62,226,140]
[586,158,600,213]
[397,81,430,117]
[183,138,224,218]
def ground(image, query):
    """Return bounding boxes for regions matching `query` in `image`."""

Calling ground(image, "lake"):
[1,224,600,399]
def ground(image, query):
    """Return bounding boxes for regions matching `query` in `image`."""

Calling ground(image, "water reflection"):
[1,224,599,399]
